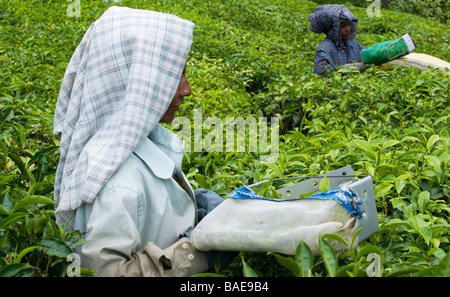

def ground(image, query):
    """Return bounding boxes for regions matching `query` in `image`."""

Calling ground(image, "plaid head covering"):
[53,6,195,229]
[309,4,358,48]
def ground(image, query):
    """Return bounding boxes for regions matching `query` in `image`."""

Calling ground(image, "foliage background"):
[315,0,449,24]
[0,0,448,276]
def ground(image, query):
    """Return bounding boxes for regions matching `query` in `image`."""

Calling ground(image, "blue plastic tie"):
[227,185,363,219]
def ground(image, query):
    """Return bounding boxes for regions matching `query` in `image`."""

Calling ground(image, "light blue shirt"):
[73,124,197,276]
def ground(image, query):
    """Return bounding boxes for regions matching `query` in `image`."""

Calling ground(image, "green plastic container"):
[361,34,415,65]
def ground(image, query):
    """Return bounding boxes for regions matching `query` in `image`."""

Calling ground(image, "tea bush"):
[0,0,449,277]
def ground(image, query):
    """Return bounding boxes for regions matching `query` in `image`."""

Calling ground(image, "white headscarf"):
[53,6,195,229]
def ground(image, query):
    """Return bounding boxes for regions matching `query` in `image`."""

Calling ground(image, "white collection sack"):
[190,166,379,255]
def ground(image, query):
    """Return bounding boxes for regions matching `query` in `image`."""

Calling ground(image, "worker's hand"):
[355,63,372,73]
[343,63,372,73]
[194,188,224,221]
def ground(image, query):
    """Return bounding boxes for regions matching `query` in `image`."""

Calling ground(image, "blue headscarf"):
[309,4,358,48]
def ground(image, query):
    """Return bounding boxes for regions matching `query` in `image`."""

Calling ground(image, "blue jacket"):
[314,38,365,75]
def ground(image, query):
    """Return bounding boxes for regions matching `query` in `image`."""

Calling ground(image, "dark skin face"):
[159,64,191,124]
[340,21,352,42]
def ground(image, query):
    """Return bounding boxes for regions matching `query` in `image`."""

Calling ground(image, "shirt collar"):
[133,124,185,179]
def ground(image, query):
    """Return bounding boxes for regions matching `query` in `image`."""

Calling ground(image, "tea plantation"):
[0,0,449,277]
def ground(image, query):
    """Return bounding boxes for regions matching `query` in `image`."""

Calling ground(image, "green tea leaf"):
[319,176,330,192]
[322,233,350,248]
[295,240,313,277]
[0,212,27,228]
[424,155,442,182]
[319,235,338,277]
[356,245,382,260]
[37,237,72,258]
[0,263,32,277]
[7,152,26,176]
[426,134,440,152]
[241,257,258,277]
[270,252,300,277]
[192,272,226,277]
[14,246,39,263]
[0,175,17,188]
[353,139,376,160]
[11,195,56,213]
[417,191,430,213]
[0,205,9,216]
[434,253,450,277]
[374,182,393,198]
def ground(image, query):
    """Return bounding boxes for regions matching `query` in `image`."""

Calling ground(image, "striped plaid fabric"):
[53,6,194,229]
[314,38,364,75]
